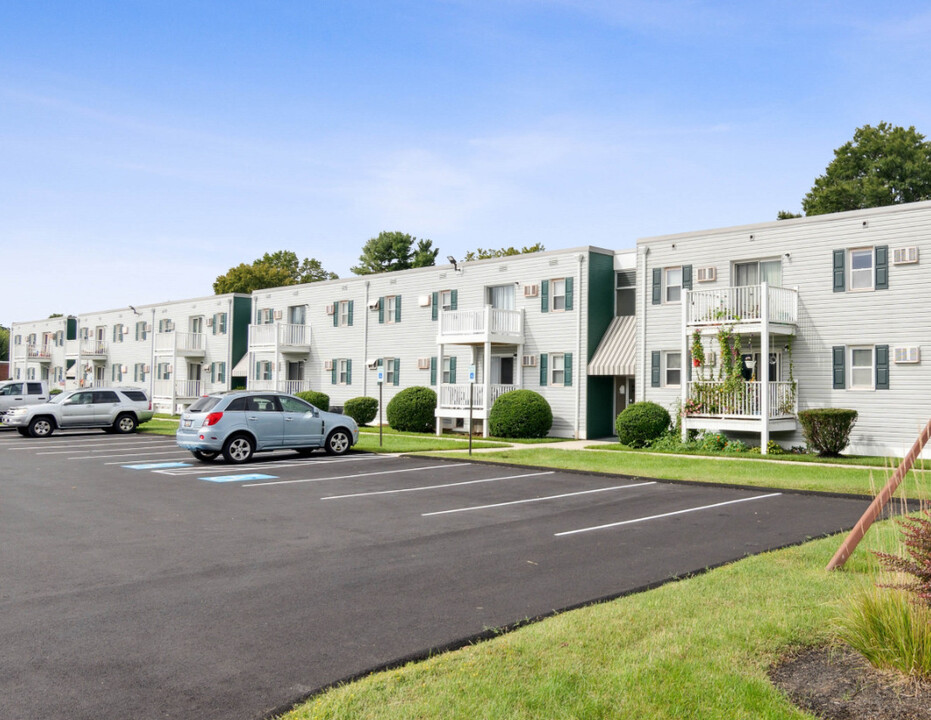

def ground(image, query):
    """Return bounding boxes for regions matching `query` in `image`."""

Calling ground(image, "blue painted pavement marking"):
[124,462,192,470]
[200,473,278,483]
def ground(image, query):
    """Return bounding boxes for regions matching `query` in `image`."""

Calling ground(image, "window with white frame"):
[157,362,172,380]
[850,346,874,389]
[385,296,398,324]
[338,300,351,327]
[255,361,273,381]
[442,356,453,384]
[257,308,274,325]
[550,278,567,311]
[112,364,123,382]
[664,267,682,303]
[439,290,453,311]
[849,248,874,291]
[665,352,682,387]
[134,363,146,382]
[14,334,22,345]
[338,359,350,385]
[112,325,124,343]
[135,321,147,341]
[158,318,173,333]
[212,312,228,335]
[27,333,36,345]
[385,357,398,384]
[212,362,226,384]
[551,353,566,385]
[26,367,36,380]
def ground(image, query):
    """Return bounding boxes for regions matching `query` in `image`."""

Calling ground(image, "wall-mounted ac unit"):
[418,294,431,307]
[894,346,920,364]
[522,354,537,367]
[368,299,380,310]
[143,364,150,373]
[120,365,128,373]
[367,358,379,370]
[273,310,283,320]
[696,266,716,282]
[145,323,152,332]
[325,304,335,315]
[417,357,431,370]
[324,360,334,371]
[167,364,173,373]
[523,284,539,297]
[206,317,214,327]
[893,246,919,265]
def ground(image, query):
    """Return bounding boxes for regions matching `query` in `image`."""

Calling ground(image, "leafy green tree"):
[213,251,337,294]
[462,243,545,262]
[802,123,931,216]
[0,325,8,362]
[350,232,438,275]
[776,210,802,220]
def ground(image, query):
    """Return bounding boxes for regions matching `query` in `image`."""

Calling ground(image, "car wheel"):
[28,416,55,438]
[324,429,352,456]
[222,434,255,464]
[17,428,29,436]
[192,450,219,463]
[114,413,138,434]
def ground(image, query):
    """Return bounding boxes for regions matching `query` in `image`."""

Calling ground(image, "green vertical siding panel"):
[565,276,574,310]
[540,280,549,313]
[875,246,889,290]
[832,346,846,389]
[564,352,572,387]
[833,250,846,292]
[539,353,548,386]
[875,345,889,389]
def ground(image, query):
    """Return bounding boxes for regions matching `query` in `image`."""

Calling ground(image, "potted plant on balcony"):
[690,330,704,369]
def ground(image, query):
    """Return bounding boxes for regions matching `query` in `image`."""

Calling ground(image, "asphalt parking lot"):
[0,428,872,720]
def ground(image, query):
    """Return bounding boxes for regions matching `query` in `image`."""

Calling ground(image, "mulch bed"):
[770,646,931,720]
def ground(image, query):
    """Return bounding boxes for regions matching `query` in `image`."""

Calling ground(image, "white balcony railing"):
[80,340,108,356]
[152,380,204,398]
[438,383,518,410]
[686,284,798,326]
[686,381,797,419]
[248,379,313,394]
[438,307,523,341]
[26,344,53,360]
[248,323,312,349]
[154,332,205,354]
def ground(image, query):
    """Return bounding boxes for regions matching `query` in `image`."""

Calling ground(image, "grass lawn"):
[358,426,570,444]
[417,447,931,497]
[140,418,178,436]
[278,524,902,720]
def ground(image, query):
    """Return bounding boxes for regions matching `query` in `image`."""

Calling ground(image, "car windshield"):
[49,393,68,404]
[188,396,221,413]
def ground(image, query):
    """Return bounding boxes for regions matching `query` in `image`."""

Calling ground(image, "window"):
[211,362,226,384]
[338,359,351,385]
[734,259,782,287]
[849,248,874,291]
[56,330,64,346]
[665,352,681,387]
[385,357,399,385]
[158,318,173,333]
[551,278,567,311]
[338,300,353,327]
[850,347,874,389]
[212,312,228,335]
[14,334,22,345]
[134,363,147,382]
[551,353,565,385]
[112,325,124,343]
[157,363,172,380]
[439,290,454,311]
[26,367,36,380]
[288,305,306,325]
[111,365,123,382]
[280,395,312,413]
[664,268,682,303]
[135,321,147,341]
[383,295,401,324]
[189,316,204,334]
[486,284,516,310]
[255,361,272,381]
[432,290,457,321]
[442,356,454,384]
[27,333,36,346]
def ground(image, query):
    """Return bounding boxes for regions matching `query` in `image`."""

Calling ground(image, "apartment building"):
[638,200,931,456]
[247,247,629,438]
[9,315,78,387]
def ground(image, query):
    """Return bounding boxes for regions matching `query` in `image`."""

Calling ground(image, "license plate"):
[183,419,193,428]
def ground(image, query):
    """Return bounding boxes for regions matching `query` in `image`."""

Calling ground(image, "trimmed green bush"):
[615,402,671,448]
[344,396,379,426]
[295,390,330,412]
[386,386,437,433]
[798,408,858,456]
[488,390,553,439]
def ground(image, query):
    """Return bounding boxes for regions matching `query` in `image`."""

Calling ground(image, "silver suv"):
[176,391,359,464]
[1,387,154,437]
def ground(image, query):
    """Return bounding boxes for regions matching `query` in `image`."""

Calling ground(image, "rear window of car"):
[121,390,148,402]
[188,396,222,413]
[93,391,121,404]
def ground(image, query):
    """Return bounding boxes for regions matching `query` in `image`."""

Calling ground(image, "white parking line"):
[422,481,656,516]
[553,492,783,537]
[321,470,555,499]
[36,442,176,455]
[158,453,388,475]
[69,449,190,460]
[6,438,172,450]
[243,464,471,488]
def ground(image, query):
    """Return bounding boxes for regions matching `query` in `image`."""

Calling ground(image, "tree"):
[213,251,337,294]
[350,232,438,275]
[802,123,931,216]
[0,325,8,362]
[462,243,545,262]
[776,210,802,221]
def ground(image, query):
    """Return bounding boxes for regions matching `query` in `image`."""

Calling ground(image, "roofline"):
[75,292,251,318]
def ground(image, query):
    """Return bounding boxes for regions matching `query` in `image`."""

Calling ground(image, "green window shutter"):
[539,353,548,386]
[652,268,662,304]
[651,351,661,387]
[211,363,217,383]
[833,250,846,292]
[393,359,399,386]
[832,346,846,389]
[540,280,549,313]
[450,289,458,310]
[431,292,438,321]
[875,345,890,389]
[682,265,693,291]
[564,352,573,386]
[395,295,402,323]
[333,301,339,327]
[449,356,456,383]
[565,276,574,310]
[875,246,889,290]
[211,315,217,335]
[347,359,352,385]
[331,360,337,385]
[378,298,385,324]
[348,300,354,326]
[430,356,437,385]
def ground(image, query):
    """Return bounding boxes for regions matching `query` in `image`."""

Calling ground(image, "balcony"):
[26,344,53,362]
[249,379,313,394]
[436,383,517,419]
[80,340,108,359]
[248,323,312,354]
[153,380,204,399]
[682,380,798,432]
[686,284,797,333]
[437,307,524,345]
[154,332,206,357]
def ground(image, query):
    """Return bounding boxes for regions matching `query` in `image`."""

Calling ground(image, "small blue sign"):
[200,473,278,483]
[124,462,192,470]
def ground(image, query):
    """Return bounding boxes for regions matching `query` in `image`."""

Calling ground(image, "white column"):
[681,288,689,442]
[760,281,770,454]
[435,341,444,436]
[483,340,491,437]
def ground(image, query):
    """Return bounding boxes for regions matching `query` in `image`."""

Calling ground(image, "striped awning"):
[587,316,636,376]
[230,353,251,376]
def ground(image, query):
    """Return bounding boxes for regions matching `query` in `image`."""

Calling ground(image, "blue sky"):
[3,1,931,322]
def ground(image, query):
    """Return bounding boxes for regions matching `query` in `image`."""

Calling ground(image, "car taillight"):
[203,412,224,427]
[148,401,152,410]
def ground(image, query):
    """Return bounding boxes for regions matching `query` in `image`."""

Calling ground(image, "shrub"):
[488,390,553,439]
[615,402,671,448]
[647,431,687,452]
[722,439,748,453]
[875,509,931,607]
[50,388,63,395]
[699,432,727,452]
[798,408,858,456]
[344,396,378,426]
[386,386,437,433]
[295,390,330,411]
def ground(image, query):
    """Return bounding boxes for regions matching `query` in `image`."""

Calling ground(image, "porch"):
[436,307,524,345]
[248,323,312,353]
[436,383,518,419]
[154,331,206,357]
[686,283,798,334]
[248,379,314,394]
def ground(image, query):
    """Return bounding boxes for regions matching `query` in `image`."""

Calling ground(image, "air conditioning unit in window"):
[121,365,128,373]
[368,298,380,310]
[273,310,283,320]
[143,364,150,373]
[367,358,379,370]
[417,357,431,370]
[523,284,539,297]
[696,266,717,282]
[893,246,919,265]
[324,360,334,371]
[894,346,920,364]
[325,304,335,315]
[418,295,431,307]
[145,323,152,332]
[522,354,537,367]
[206,317,214,327]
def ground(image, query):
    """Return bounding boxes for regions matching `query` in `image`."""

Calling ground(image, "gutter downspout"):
[363,281,370,398]
[575,253,584,439]
[227,297,233,392]
[640,246,650,405]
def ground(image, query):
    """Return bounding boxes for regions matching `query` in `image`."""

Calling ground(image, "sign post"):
[468,364,476,455]
[376,367,384,447]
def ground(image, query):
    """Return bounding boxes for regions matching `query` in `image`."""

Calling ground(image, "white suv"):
[1,387,155,437]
